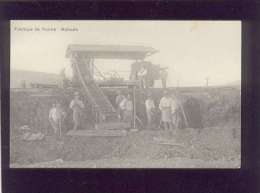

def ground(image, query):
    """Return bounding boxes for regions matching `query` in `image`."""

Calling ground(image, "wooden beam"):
[133,85,136,129]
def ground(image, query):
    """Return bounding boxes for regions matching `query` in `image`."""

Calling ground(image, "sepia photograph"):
[10,20,241,168]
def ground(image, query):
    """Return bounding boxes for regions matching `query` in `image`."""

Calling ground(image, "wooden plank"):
[156,142,185,147]
[66,129,127,137]
[153,137,184,147]
[95,122,131,130]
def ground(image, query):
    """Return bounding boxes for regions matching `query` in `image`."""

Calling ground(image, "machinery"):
[66,44,158,129]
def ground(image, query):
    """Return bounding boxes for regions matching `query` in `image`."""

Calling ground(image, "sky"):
[11,20,241,87]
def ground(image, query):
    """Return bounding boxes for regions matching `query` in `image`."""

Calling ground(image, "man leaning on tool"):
[49,101,66,138]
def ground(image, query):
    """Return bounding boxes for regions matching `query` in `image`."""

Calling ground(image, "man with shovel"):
[49,101,66,138]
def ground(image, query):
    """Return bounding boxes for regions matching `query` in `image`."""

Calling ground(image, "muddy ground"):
[10,87,241,168]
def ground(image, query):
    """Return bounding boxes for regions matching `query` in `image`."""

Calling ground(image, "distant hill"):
[11,69,61,88]
[10,69,241,89]
[223,80,241,87]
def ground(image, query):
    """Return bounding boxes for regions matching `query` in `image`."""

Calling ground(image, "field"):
[10,86,241,168]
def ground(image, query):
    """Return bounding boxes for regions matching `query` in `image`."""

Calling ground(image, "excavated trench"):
[10,87,241,167]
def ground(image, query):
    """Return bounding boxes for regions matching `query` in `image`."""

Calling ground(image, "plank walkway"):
[95,122,131,130]
[66,129,127,137]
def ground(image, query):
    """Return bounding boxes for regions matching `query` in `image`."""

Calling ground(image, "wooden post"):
[71,55,79,85]
[205,77,209,87]
[90,58,94,80]
[133,85,136,129]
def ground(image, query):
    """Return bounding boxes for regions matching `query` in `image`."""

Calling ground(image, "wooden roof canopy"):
[66,44,158,60]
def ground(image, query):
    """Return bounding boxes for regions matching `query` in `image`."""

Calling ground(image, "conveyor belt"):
[74,62,116,118]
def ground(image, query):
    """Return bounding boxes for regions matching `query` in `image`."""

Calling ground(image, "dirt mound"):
[10,87,240,133]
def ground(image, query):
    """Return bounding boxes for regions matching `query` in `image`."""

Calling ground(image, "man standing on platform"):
[69,92,85,130]
[137,64,148,89]
[130,60,141,81]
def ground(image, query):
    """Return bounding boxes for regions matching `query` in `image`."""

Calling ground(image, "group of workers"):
[115,89,184,131]
[115,89,183,131]
[158,90,183,130]
[48,92,85,137]
[48,88,184,138]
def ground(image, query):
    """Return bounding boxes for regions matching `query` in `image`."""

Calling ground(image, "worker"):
[145,93,155,129]
[160,68,168,89]
[69,92,85,130]
[120,94,133,123]
[159,90,173,130]
[49,101,66,137]
[137,64,148,89]
[115,90,125,121]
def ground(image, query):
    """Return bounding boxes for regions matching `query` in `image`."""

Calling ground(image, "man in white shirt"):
[49,102,66,137]
[145,93,155,129]
[159,90,173,130]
